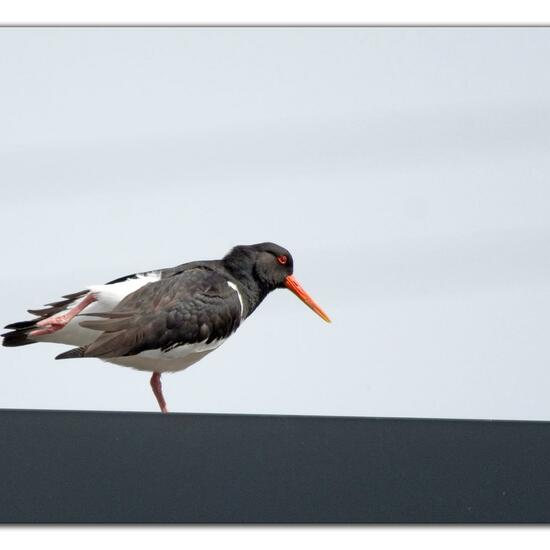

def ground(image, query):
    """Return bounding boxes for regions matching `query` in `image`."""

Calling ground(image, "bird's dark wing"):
[61,267,242,359]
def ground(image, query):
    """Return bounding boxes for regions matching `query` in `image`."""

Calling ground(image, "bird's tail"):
[1,319,40,347]
[2,289,89,348]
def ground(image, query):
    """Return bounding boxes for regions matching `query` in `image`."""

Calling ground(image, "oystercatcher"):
[2,242,330,412]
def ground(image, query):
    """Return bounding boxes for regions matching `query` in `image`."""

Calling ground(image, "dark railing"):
[1,409,549,523]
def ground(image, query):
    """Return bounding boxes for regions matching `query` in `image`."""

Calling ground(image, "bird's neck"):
[221,260,269,319]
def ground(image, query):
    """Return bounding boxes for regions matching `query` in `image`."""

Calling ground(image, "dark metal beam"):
[1,409,549,523]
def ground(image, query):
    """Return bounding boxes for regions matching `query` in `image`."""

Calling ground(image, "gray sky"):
[1,28,550,419]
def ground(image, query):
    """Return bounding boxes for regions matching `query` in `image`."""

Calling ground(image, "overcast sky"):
[1,28,550,420]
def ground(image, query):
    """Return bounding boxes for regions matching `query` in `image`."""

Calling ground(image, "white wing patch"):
[227,281,244,319]
[88,271,161,305]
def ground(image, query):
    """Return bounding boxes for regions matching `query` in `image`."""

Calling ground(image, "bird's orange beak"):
[284,275,331,323]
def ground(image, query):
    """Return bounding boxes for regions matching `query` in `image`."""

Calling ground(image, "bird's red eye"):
[277,255,288,265]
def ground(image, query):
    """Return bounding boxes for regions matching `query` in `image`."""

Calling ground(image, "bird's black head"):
[223,242,294,292]
[223,242,330,322]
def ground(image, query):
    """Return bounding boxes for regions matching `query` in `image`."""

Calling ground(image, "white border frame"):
[0,0,549,25]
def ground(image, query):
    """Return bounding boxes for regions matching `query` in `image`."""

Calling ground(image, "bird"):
[2,242,330,413]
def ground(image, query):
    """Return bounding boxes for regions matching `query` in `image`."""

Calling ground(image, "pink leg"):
[30,293,97,337]
[150,372,168,414]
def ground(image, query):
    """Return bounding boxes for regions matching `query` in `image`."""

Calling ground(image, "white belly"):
[104,338,226,373]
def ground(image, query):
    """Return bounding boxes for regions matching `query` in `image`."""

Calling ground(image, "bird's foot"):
[29,317,70,336]
[29,293,97,337]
